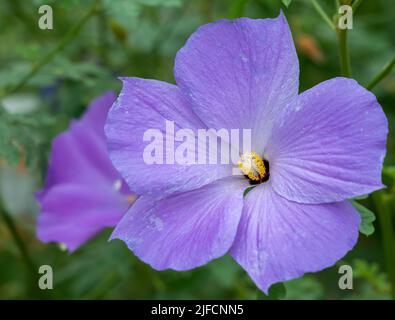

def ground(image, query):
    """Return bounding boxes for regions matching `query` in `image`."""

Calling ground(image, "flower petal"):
[231,183,360,293]
[105,78,232,196]
[81,91,117,138]
[174,13,299,151]
[267,77,388,204]
[37,184,129,252]
[43,121,119,188]
[40,93,122,193]
[36,92,131,250]
[111,177,247,270]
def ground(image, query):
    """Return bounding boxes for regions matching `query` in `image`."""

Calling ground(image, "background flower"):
[36,92,134,252]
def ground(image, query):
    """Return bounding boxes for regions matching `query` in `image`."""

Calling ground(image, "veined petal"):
[111,177,248,270]
[231,183,360,293]
[174,12,299,152]
[267,77,388,204]
[105,78,232,196]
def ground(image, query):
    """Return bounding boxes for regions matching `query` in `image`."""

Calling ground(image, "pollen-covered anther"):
[238,152,267,181]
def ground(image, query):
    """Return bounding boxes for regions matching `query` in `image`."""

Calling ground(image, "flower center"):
[238,152,269,184]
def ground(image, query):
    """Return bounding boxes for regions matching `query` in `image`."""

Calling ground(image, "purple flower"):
[36,92,135,252]
[105,13,388,292]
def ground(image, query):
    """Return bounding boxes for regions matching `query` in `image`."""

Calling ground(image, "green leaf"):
[352,194,369,200]
[243,186,254,197]
[0,106,56,169]
[282,0,292,8]
[138,0,182,6]
[383,166,395,179]
[102,0,182,30]
[284,276,323,299]
[351,200,376,236]
[351,259,391,298]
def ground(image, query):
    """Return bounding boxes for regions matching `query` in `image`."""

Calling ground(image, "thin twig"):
[0,206,36,276]
[367,55,395,90]
[0,4,98,97]
[337,28,352,77]
[336,0,352,77]
[372,192,395,300]
[309,0,336,30]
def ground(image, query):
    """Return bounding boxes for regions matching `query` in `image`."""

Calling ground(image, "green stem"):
[309,0,336,30]
[1,204,47,298]
[0,4,98,97]
[366,55,395,90]
[335,0,352,77]
[0,205,36,277]
[337,27,351,77]
[96,2,110,66]
[373,192,395,299]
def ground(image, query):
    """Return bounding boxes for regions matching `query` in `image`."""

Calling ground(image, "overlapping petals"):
[105,12,388,292]
[105,78,232,196]
[231,183,360,293]
[111,177,247,270]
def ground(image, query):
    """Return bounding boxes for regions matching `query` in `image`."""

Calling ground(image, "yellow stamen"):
[238,152,266,181]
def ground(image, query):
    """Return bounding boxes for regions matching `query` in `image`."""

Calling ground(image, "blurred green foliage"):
[0,0,395,299]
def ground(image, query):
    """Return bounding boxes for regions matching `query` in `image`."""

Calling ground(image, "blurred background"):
[0,0,394,299]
